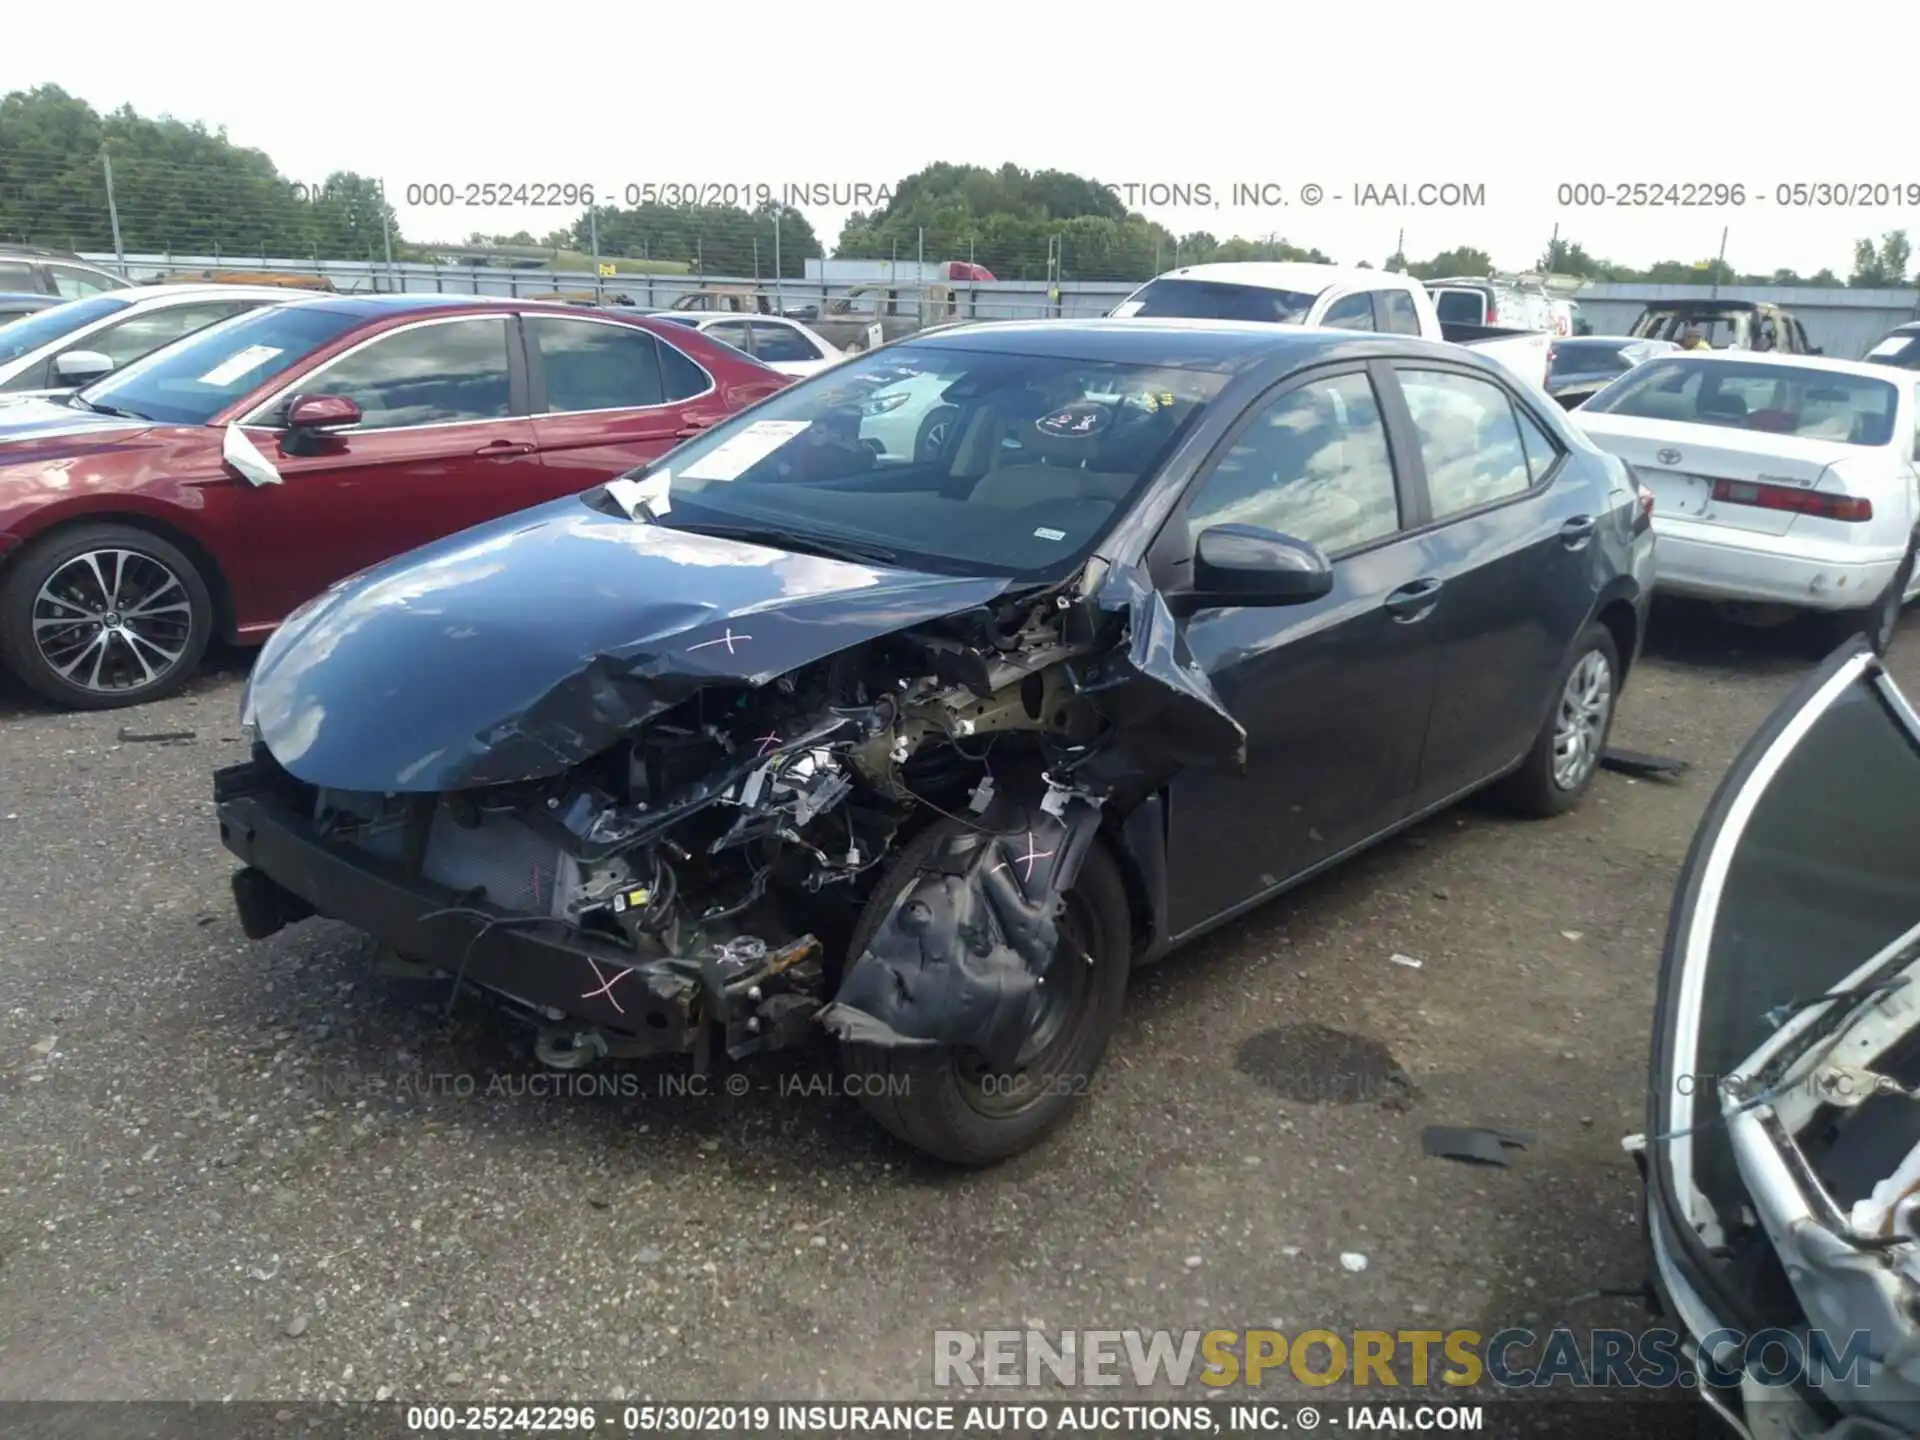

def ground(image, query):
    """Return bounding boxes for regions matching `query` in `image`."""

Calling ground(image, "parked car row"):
[0,294,789,708]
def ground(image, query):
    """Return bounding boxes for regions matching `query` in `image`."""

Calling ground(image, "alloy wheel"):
[1551,649,1613,791]
[31,548,194,695]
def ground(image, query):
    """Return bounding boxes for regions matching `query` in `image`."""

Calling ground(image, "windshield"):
[1582,357,1900,445]
[1116,278,1315,324]
[78,302,362,426]
[633,343,1228,579]
[0,295,131,364]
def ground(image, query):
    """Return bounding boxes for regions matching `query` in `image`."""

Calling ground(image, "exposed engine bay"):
[218,557,1235,1080]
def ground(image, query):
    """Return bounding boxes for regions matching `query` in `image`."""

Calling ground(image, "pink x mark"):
[581,958,632,1014]
[686,627,751,655]
[754,732,782,757]
[994,830,1056,885]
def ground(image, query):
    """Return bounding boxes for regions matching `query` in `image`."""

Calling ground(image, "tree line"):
[3,87,1911,288]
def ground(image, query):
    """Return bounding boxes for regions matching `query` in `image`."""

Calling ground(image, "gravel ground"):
[0,604,1912,1408]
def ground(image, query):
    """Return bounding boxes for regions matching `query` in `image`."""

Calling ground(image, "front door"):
[232,313,542,623]
[1161,363,1443,936]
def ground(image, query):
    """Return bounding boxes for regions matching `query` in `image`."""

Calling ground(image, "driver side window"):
[1186,372,1400,555]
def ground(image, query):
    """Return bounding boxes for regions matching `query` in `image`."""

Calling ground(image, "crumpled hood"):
[0,397,156,452]
[247,495,1012,792]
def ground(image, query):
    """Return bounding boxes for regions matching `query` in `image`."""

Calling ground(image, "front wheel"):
[839,824,1131,1165]
[1496,623,1620,818]
[0,523,214,710]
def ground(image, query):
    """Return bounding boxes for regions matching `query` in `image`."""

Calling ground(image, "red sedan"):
[0,295,789,709]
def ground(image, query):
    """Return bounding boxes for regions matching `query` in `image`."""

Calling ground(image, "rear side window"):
[1380,290,1423,336]
[0,260,39,291]
[657,337,713,400]
[1320,293,1376,331]
[1186,371,1400,555]
[1398,368,1533,518]
[1515,404,1562,483]
[528,316,664,411]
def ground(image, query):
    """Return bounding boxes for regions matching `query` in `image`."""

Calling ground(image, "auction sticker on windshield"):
[198,345,285,387]
[681,420,812,481]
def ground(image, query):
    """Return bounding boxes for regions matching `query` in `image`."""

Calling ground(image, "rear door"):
[1386,362,1599,802]
[1160,362,1442,934]
[522,313,720,484]
[231,313,542,620]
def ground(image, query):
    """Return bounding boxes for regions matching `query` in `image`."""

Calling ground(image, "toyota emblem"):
[1657,448,1682,466]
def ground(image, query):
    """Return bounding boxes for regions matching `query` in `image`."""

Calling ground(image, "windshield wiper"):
[70,394,147,420]
[666,519,899,566]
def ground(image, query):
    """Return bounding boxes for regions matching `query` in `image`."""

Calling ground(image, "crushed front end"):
[215,532,1239,1079]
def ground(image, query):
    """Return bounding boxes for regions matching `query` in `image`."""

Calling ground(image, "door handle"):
[1384,578,1444,622]
[675,419,716,438]
[474,439,535,457]
[1559,514,1597,548]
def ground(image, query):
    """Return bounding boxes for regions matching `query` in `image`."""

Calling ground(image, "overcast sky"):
[10,0,1917,277]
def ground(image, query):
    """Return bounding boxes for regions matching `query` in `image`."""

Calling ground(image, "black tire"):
[1810,542,1914,659]
[1495,622,1620,819]
[839,820,1131,1166]
[0,522,214,711]
[914,405,959,462]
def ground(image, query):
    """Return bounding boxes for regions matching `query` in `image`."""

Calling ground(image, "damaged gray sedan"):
[217,319,1652,1163]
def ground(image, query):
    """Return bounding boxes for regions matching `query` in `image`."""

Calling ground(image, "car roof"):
[1656,349,1898,382]
[899,316,1464,371]
[1145,261,1418,295]
[110,283,313,304]
[280,292,664,321]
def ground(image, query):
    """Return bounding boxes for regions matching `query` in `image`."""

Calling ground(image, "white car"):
[1109,261,1553,388]
[1573,350,1920,649]
[653,313,843,377]
[0,284,295,399]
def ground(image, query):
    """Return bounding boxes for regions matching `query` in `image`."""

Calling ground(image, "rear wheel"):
[0,523,213,710]
[839,821,1131,1165]
[1495,623,1619,818]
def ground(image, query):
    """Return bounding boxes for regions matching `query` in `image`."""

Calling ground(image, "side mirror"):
[286,394,361,431]
[54,350,114,385]
[1188,524,1334,608]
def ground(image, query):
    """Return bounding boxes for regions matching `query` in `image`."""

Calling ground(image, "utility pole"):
[589,206,601,302]
[381,182,396,293]
[100,150,126,268]
[1710,226,1729,299]
[773,212,782,314]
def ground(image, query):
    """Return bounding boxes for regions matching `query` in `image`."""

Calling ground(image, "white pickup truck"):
[1108,261,1554,389]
